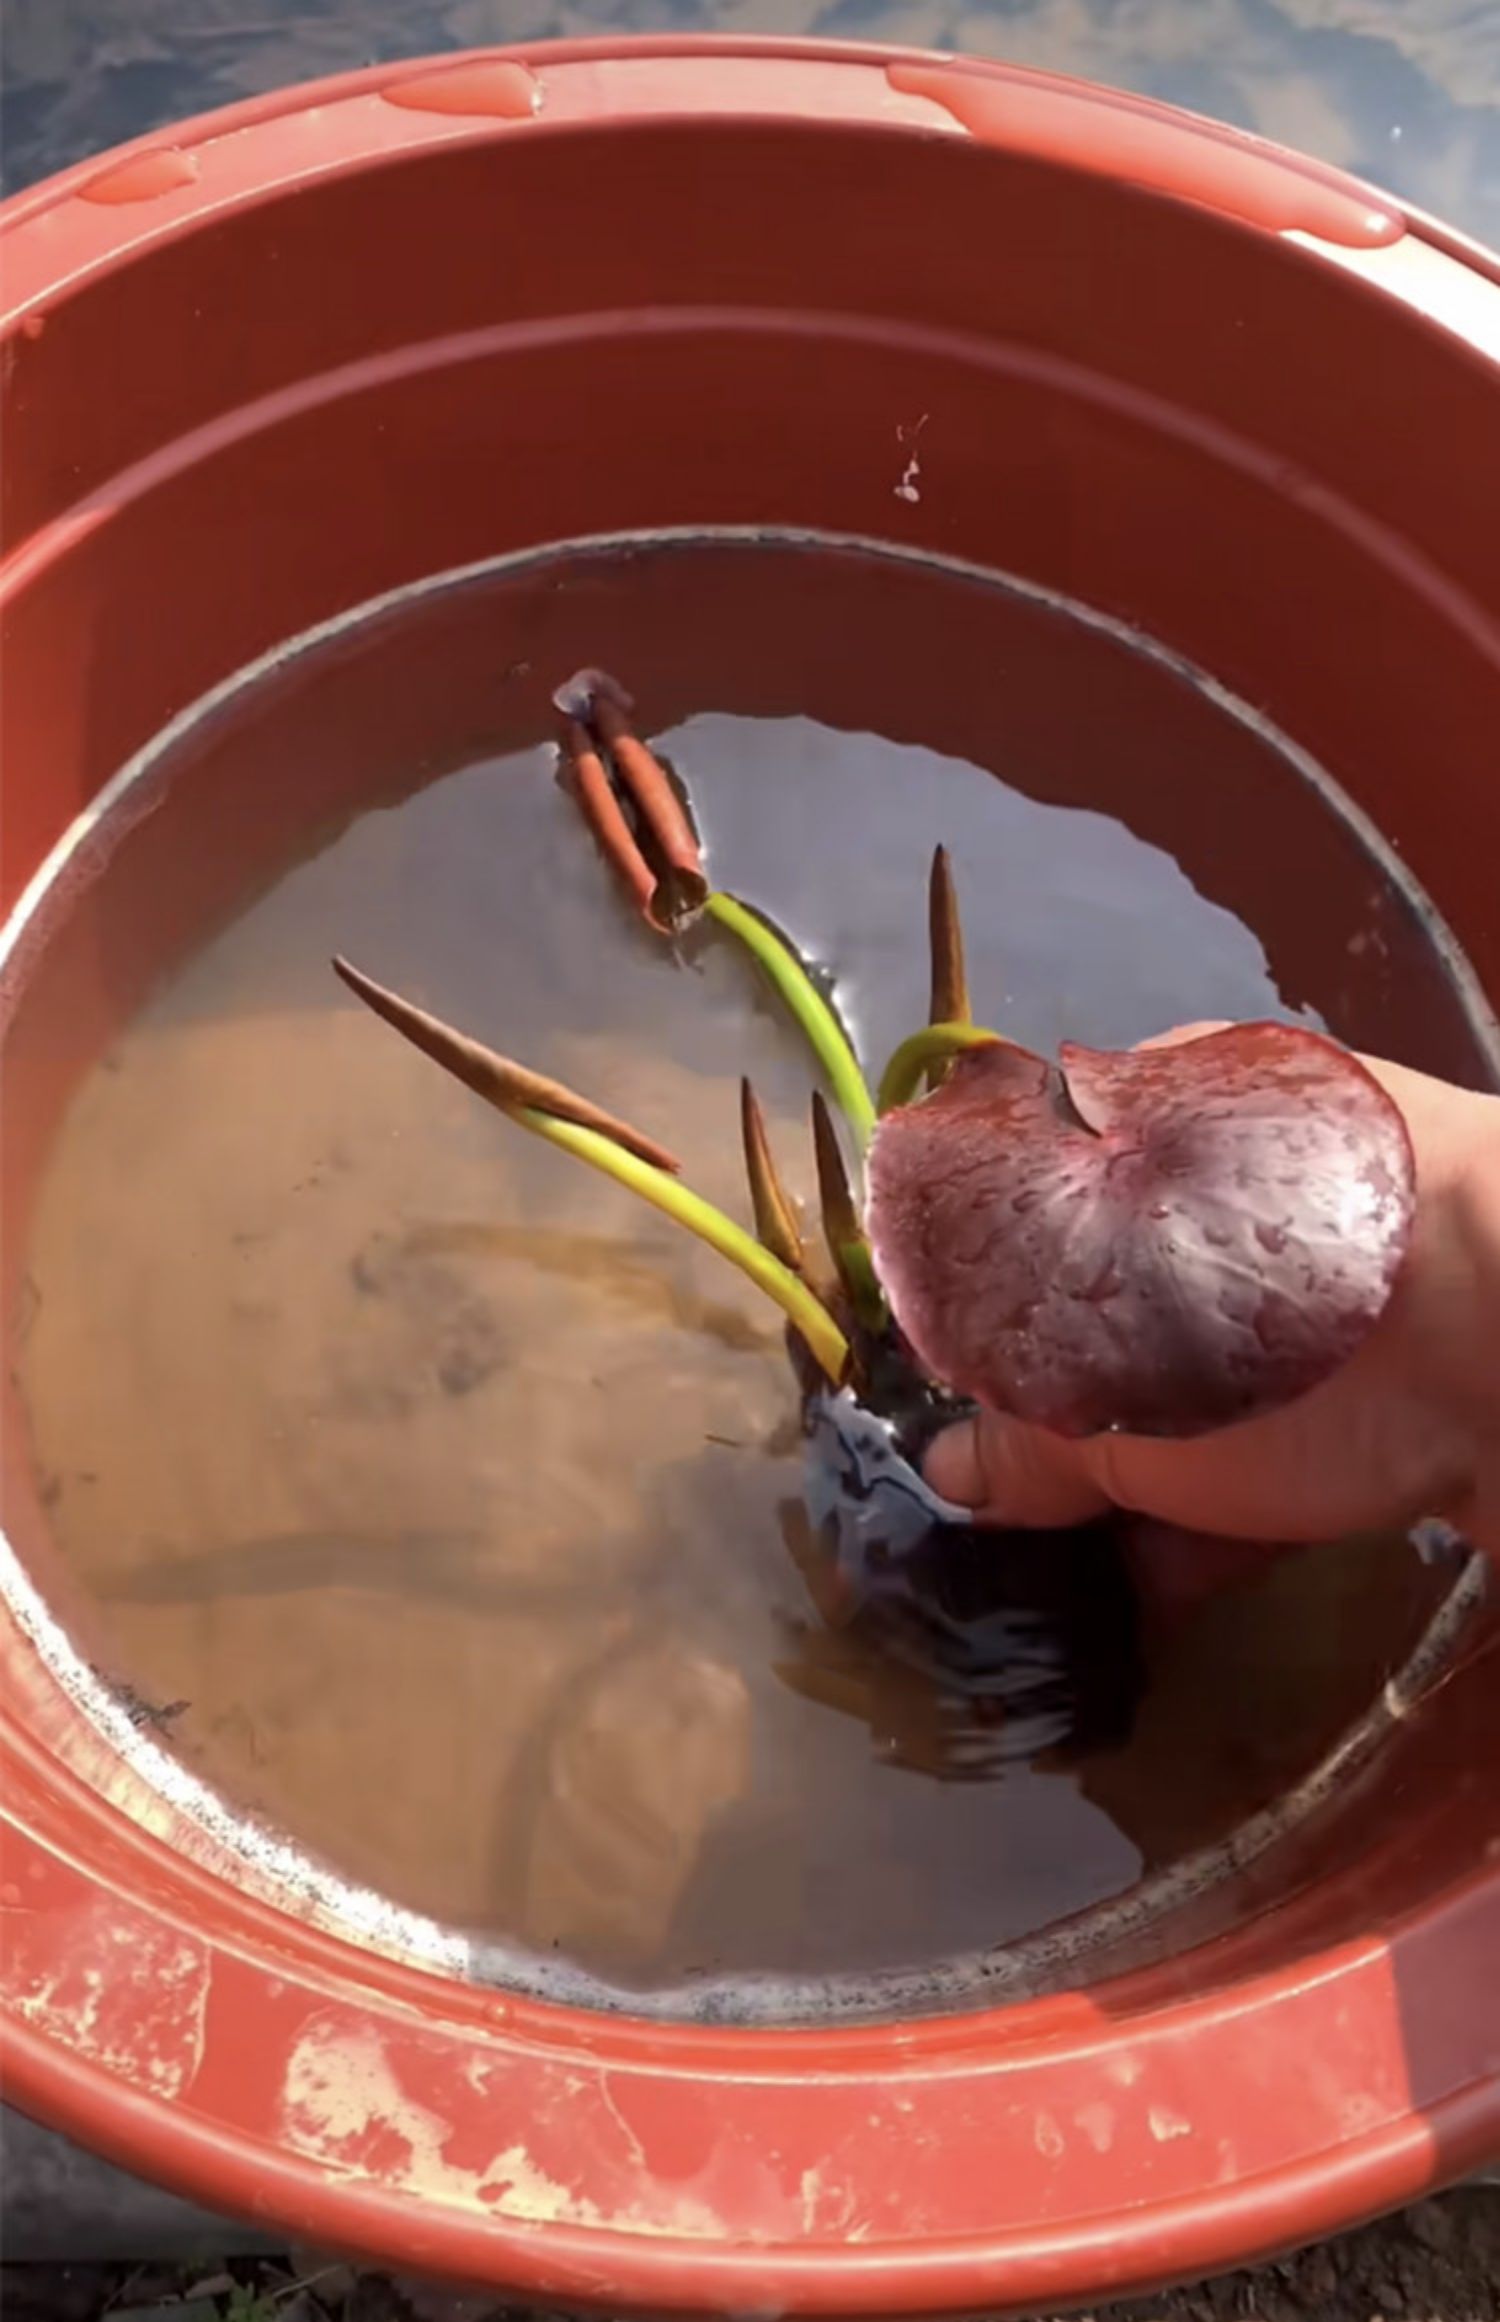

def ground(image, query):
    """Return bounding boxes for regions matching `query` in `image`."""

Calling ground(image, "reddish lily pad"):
[865,1024,1415,1440]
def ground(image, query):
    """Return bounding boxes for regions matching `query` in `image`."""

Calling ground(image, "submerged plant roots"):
[333,670,1419,1767]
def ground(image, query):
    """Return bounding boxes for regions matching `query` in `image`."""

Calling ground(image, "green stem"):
[705,891,877,1146]
[877,1023,1004,1116]
[516,1106,849,1385]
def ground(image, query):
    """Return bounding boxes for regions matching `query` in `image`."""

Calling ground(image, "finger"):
[926,1411,1111,1528]
[923,1415,986,1506]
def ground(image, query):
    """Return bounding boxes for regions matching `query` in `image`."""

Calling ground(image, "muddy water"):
[8,538,1478,1997]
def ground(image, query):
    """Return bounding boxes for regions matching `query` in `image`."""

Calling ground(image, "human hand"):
[925,1031,1500,1561]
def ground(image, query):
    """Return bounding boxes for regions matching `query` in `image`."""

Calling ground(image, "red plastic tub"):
[3,40,1500,2313]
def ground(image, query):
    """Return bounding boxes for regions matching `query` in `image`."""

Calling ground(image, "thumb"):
[925,1410,1112,1528]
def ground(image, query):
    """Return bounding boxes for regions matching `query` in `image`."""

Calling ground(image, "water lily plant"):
[337,670,1415,1452]
[331,674,1417,1766]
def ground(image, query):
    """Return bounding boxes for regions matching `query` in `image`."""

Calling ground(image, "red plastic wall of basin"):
[2,41,1499,2312]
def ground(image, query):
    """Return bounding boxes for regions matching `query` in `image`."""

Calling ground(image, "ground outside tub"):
[3,36,1500,2314]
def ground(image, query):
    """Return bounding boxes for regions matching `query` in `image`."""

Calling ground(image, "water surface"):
[8,536,1469,1999]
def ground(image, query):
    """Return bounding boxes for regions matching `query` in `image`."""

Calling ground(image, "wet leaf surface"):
[867,1024,1415,1437]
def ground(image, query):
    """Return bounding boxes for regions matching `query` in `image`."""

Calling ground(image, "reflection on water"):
[4,0,1498,251]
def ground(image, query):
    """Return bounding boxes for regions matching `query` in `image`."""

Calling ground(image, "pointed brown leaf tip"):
[331,956,681,1173]
[812,1091,886,1332]
[739,1079,805,1273]
[866,1022,1416,1440]
[811,1089,862,1255]
[928,845,970,1029]
[927,845,971,1091]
